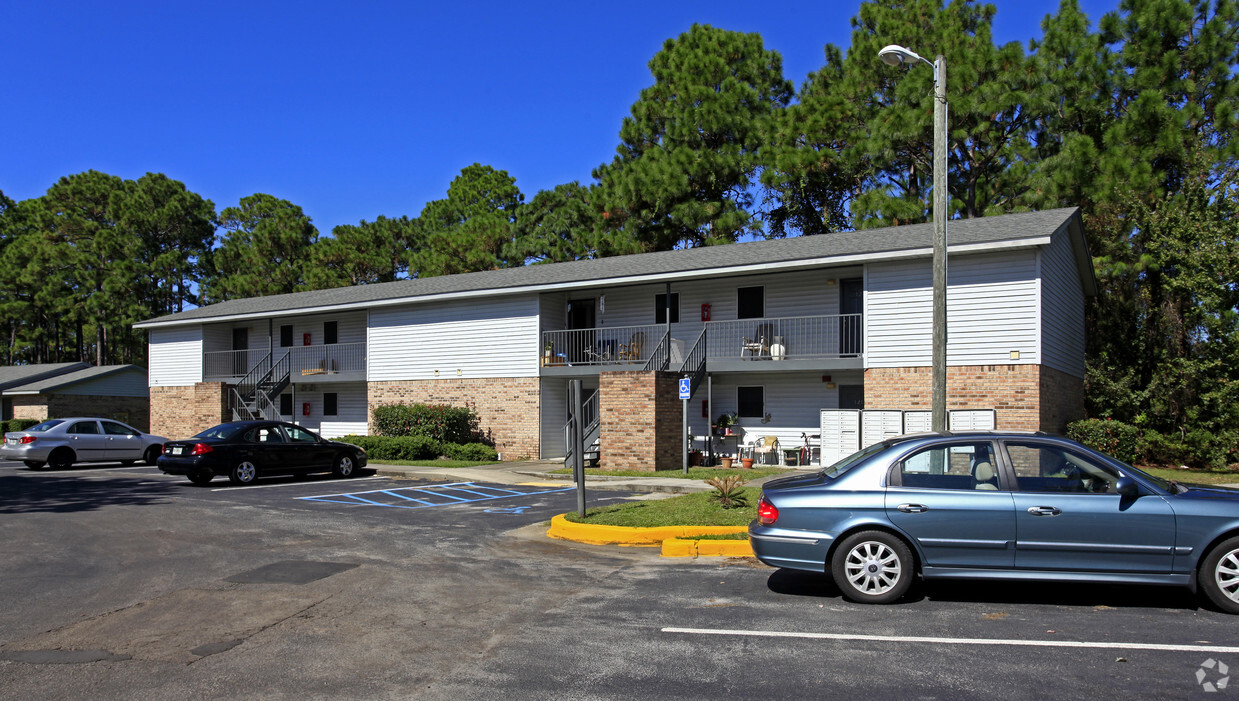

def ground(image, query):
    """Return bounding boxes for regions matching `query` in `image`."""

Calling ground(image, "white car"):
[1,418,167,470]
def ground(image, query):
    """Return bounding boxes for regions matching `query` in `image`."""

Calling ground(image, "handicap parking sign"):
[678,377,691,399]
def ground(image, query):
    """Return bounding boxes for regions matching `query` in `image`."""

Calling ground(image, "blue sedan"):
[749,432,1239,613]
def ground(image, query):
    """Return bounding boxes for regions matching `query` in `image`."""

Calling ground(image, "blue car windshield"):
[821,442,889,479]
[28,419,65,432]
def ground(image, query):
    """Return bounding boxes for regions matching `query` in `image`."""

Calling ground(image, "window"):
[68,421,100,435]
[737,286,764,319]
[285,425,319,443]
[896,442,999,491]
[102,421,137,436]
[1006,442,1120,494]
[324,321,338,345]
[737,386,763,418]
[654,293,679,324]
[247,426,284,443]
[280,394,293,416]
[324,393,338,417]
[280,325,294,347]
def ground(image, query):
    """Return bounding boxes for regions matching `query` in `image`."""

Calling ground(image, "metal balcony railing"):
[706,314,862,360]
[205,342,367,380]
[541,324,666,367]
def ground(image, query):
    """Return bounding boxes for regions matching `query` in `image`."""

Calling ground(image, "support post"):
[931,54,949,433]
[569,379,586,516]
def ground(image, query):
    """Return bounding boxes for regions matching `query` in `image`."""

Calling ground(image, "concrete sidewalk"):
[372,459,809,495]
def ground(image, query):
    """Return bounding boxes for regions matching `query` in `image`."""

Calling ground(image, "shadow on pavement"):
[765,567,1200,611]
[0,473,180,514]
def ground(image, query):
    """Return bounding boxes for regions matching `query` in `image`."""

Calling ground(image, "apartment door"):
[839,278,862,356]
[566,299,595,363]
[232,328,249,375]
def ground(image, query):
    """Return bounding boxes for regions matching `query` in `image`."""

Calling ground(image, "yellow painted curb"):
[547,514,749,549]
[661,537,754,558]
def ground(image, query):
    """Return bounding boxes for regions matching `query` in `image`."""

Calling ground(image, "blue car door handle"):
[897,503,929,513]
[1027,506,1062,516]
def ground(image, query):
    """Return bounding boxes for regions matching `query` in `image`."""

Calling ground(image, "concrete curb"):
[546,514,750,557]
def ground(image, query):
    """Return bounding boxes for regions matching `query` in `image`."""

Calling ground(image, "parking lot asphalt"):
[3,459,1239,699]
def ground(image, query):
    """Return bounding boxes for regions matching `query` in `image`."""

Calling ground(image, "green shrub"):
[441,442,499,462]
[370,403,486,444]
[1142,428,1238,470]
[336,434,440,461]
[1065,418,1142,464]
[3,419,39,433]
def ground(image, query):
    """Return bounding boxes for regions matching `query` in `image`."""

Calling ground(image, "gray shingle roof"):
[2,365,146,395]
[0,363,93,391]
[137,207,1082,327]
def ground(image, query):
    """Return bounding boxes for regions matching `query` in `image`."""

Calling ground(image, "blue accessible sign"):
[678,377,691,400]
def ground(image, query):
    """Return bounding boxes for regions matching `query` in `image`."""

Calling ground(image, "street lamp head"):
[878,44,927,67]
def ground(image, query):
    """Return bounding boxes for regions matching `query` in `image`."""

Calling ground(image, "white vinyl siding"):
[865,251,1038,367]
[203,312,367,353]
[1039,229,1086,377]
[57,369,149,397]
[277,382,367,438]
[368,296,541,381]
[148,326,203,386]
[540,378,568,459]
[694,370,861,443]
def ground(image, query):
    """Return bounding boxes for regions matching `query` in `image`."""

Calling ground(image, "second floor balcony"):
[204,342,367,383]
[540,314,862,375]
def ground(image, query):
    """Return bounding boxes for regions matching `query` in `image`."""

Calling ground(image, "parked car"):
[750,431,1239,614]
[1,418,167,470]
[157,420,368,486]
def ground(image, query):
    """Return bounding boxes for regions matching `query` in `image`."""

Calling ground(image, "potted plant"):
[720,454,734,469]
[714,411,739,436]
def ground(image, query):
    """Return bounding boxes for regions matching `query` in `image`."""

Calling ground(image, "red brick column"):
[598,370,681,471]
[149,383,228,439]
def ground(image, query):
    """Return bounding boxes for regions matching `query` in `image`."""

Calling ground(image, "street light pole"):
[879,45,949,432]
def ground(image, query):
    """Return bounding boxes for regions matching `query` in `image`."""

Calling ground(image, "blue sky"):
[2,0,1118,237]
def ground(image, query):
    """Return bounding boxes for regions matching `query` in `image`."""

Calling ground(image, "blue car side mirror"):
[1116,476,1138,497]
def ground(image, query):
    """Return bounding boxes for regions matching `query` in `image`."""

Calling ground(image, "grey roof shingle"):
[2,365,146,395]
[0,363,93,391]
[137,207,1082,327]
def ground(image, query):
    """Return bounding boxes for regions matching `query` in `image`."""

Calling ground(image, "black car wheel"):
[188,472,214,486]
[1200,536,1239,614]
[229,460,258,485]
[144,446,162,465]
[24,460,45,470]
[831,530,915,605]
[47,448,75,470]
[332,453,355,478]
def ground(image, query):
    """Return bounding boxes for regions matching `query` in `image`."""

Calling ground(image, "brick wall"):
[368,378,540,459]
[12,395,152,431]
[864,364,1083,433]
[598,370,681,472]
[149,383,228,439]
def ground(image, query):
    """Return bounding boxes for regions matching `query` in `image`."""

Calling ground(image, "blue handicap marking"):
[484,506,531,514]
[678,377,691,399]
[296,481,573,511]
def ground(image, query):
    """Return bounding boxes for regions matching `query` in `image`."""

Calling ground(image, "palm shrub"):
[706,475,748,509]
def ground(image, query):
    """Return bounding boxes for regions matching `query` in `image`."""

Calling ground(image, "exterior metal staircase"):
[229,351,291,421]
[563,389,600,469]
[678,329,708,399]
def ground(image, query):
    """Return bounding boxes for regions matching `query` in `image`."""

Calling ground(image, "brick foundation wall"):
[368,378,540,460]
[149,383,228,439]
[863,364,1083,433]
[11,395,151,431]
[598,370,681,472]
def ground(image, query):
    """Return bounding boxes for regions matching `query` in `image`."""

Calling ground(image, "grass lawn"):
[368,459,500,468]
[564,488,759,527]
[550,466,791,481]
[1138,465,1239,485]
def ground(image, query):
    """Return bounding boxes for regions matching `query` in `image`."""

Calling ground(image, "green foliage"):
[411,164,523,277]
[335,435,440,461]
[304,216,414,289]
[205,193,318,302]
[3,419,39,433]
[440,442,500,462]
[1142,429,1239,470]
[564,488,760,527]
[1066,418,1143,464]
[507,182,602,263]
[595,24,793,250]
[705,474,749,508]
[370,403,485,444]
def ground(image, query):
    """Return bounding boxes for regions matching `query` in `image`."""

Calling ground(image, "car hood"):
[761,472,826,491]
[1173,483,1239,500]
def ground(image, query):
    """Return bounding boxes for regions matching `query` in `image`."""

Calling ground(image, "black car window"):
[196,424,245,440]
[255,427,285,443]
[284,425,319,443]
[1005,442,1120,494]
[895,442,1001,491]
[29,419,64,432]
[102,421,137,436]
[68,421,101,435]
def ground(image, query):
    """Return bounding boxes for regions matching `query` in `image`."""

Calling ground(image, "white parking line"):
[210,476,383,492]
[662,627,1239,654]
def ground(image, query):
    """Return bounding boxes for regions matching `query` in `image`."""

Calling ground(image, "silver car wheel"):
[231,461,257,485]
[1215,548,1239,604]
[333,455,354,478]
[843,541,902,596]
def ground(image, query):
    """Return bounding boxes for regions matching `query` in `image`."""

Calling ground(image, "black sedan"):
[158,421,368,486]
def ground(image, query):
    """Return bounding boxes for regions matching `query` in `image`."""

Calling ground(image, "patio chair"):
[751,435,780,465]
[619,331,646,362]
[741,323,775,360]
